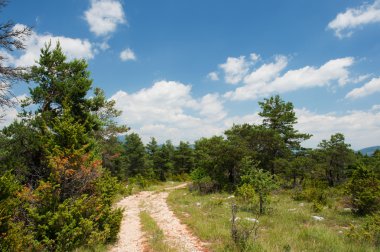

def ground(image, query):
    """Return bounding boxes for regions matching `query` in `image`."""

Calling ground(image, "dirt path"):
[109,183,206,252]
[109,192,146,252]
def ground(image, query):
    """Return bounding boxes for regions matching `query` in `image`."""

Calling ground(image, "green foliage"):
[174,141,195,174]
[318,133,354,186]
[259,95,311,150]
[348,212,380,247]
[129,174,150,189]
[348,164,380,215]
[292,186,327,204]
[236,183,256,205]
[190,168,215,194]
[170,173,190,182]
[123,133,147,177]
[0,171,23,250]
[154,140,175,181]
[0,43,124,251]
[240,157,278,214]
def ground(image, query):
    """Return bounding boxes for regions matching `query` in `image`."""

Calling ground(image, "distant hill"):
[358,146,380,156]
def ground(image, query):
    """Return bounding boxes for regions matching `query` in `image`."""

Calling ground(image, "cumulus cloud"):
[223,55,354,101]
[250,53,260,62]
[0,94,27,128]
[198,93,226,121]
[108,78,379,149]
[243,55,288,86]
[295,108,380,149]
[110,81,226,143]
[3,24,94,67]
[120,48,136,61]
[346,77,380,99]
[207,71,219,81]
[219,56,250,84]
[328,0,380,38]
[222,107,380,150]
[84,0,126,37]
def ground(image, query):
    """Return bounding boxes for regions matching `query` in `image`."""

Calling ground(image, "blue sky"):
[1,0,380,149]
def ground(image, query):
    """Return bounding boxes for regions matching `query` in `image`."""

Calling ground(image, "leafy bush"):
[240,158,278,214]
[348,212,380,247]
[129,174,150,189]
[348,164,380,215]
[292,187,327,203]
[236,183,257,205]
[190,168,217,194]
[170,173,190,182]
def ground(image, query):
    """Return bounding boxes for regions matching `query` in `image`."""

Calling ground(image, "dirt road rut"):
[109,184,206,252]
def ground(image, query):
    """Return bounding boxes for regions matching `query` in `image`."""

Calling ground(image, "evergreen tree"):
[348,164,380,215]
[155,140,175,180]
[318,133,354,186]
[259,95,311,150]
[0,43,123,250]
[124,133,146,177]
[146,137,159,179]
[174,141,195,174]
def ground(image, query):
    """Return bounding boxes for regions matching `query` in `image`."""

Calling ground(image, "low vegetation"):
[168,187,379,252]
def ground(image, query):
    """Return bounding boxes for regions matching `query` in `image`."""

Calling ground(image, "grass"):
[144,180,184,191]
[140,211,178,252]
[74,244,108,252]
[167,188,380,252]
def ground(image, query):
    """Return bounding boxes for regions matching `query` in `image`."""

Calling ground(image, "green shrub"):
[293,186,329,206]
[170,173,190,182]
[129,174,150,189]
[236,183,257,205]
[348,164,380,215]
[311,201,324,213]
[190,168,216,194]
[348,212,380,247]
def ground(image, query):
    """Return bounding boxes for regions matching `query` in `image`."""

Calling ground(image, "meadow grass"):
[140,211,178,252]
[167,188,379,252]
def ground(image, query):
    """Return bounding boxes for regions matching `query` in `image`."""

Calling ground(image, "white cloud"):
[295,108,380,150]
[219,56,250,84]
[224,55,354,101]
[328,0,380,38]
[120,48,136,61]
[346,77,380,99]
[110,81,226,143]
[350,74,372,84]
[97,41,110,51]
[243,55,288,86]
[223,113,262,128]
[104,77,380,149]
[0,94,27,128]
[84,0,126,37]
[198,93,226,121]
[250,53,260,62]
[221,107,380,150]
[6,24,94,67]
[207,71,219,81]
[372,104,380,111]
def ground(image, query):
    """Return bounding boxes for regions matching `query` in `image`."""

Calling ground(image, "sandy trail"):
[109,183,207,252]
[109,192,146,252]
